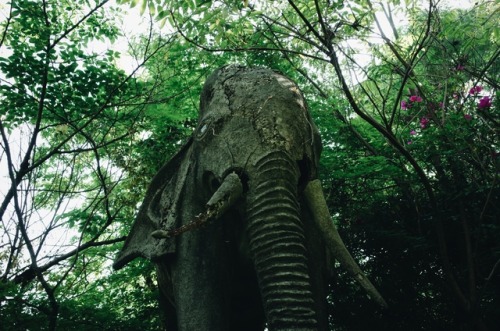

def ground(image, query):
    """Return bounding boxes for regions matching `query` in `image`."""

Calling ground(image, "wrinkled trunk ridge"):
[246,150,319,331]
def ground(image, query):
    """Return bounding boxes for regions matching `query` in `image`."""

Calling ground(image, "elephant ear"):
[113,138,193,270]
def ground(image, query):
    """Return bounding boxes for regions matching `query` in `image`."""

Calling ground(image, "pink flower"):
[420,116,430,129]
[478,96,492,109]
[407,140,413,145]
[410,130,417,135]
[456,64,465,71]
[469,85,483,95]
[464,114,472,121]
[401,100,409,110]
[409,95,423,102]
[453,92,460,100]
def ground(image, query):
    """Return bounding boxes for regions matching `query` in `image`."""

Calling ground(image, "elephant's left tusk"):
[151,172,243,239]
[304,179,388,308]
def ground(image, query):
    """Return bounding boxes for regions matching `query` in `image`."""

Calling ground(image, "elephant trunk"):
[246,151,318,331]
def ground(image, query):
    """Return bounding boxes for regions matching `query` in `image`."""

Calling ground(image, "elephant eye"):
[200,123,208,134]
[196,119,212,140]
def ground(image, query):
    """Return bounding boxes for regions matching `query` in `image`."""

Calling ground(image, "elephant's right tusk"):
[205,172,244,217]
[152,172,243,239]
[304,179,388,308]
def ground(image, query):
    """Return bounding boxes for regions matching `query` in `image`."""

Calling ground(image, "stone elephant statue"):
[113,65,386,331]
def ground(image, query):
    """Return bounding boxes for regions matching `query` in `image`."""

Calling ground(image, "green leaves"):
[1,0,498,329]
[0,1,153,329]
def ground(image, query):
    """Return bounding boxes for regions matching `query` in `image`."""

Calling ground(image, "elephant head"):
[114,65,386,331]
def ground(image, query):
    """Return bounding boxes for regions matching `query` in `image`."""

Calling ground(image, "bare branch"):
[170,11,328,63]
[13,236,126,284]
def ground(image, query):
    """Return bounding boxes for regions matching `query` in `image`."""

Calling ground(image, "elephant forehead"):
[199,66,315,158]
[200,65,307,117]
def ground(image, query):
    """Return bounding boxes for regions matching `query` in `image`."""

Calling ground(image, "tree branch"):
[13,236,126,284]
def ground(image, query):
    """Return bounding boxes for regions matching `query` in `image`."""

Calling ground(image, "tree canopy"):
[0,0,498,330]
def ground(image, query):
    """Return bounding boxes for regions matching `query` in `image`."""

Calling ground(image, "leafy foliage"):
[0,0,172,329]
[1,0,498,330]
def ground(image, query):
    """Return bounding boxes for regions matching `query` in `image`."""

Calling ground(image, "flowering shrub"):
[401,100,409,110]
[419,116,430,129]
[400,81,495,147]
[478,96,492,109]
[469,85,483,95]
[401,95,423,110]
[409,95,423,102]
